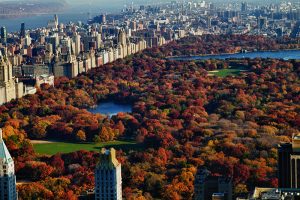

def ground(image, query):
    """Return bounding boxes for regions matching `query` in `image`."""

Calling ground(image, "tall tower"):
[73,34,81,56]
[291,134,300,188]
[278,134,300,188]
[241,2,248,12]
[100,14,106,24]
[0,27,7,44]
[118,29,126,46]
[95,148,122,200]
[20,23,25,38]
[54,14,59,29]
[0,129,18,200]
[54,14,58,24]
[0,56,13,84]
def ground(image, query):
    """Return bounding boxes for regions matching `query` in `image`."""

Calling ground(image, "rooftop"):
[0,128,13,164]
[97,148,120,169]
[292,133,300,152]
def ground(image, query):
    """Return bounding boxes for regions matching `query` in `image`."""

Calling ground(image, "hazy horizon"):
[0,0,299,15]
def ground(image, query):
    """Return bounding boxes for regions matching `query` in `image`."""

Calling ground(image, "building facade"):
[95,148,122,200]
[0,56,24,105]
[278,134,300,188]
[194,169,232,200]
[0,129,18,200]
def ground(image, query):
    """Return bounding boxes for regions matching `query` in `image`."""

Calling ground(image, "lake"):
[88,102,132,117]
[168,49,300,61]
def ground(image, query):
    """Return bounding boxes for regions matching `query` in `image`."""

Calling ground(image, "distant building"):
[0,27,7,44]
[278,134,300,188]
[0,55,25,105]
[22,64,50,77]
[241,187,300,200]
[36,74,54,88]
[20,23,25,38]
[241,2,248,12]
[100,14,106,24]
[118,29,127,46]
[91,14,106,24]
[258,17,267,30]
[0,128,18,200]
[95,148,122,200]
[194,169,232,200]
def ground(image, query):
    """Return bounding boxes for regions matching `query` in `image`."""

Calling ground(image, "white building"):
[47,14,59,30]
[73,34,81,56]
[95,148,122,200]
[0,129,17,200]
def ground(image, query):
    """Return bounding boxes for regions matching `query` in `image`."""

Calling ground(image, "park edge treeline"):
[0,35,299,199]
[145,34,300,58]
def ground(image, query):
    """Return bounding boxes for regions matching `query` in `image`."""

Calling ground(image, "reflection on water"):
[88,102,132,117]
[169,49,300,61]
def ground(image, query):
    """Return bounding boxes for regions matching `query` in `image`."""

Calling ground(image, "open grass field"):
[208,68,248,77]
[33,140,138,155]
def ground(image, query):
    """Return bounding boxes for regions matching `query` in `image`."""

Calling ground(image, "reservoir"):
[88,102,132,117]
[168,49,300,61]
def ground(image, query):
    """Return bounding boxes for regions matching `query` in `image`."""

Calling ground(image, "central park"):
[1,35,299,199]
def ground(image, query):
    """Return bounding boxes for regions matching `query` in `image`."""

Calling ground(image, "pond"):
[88,102,132,117]
[168,49,300,61]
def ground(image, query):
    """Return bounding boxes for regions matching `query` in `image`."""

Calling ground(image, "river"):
[168,49,300,61]
[0,13,90,32]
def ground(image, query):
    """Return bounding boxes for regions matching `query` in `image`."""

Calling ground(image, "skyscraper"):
[54,14,58,25]
[95,148,122,200]
[100,14,106,24]
[0,55,25,105]
[258,17,267,30]
[0,27,7,44]
[278,134,300,188]
[194,169,232,200]
[241,2,248,12]
[20,23,25,38]
[73,34,81,55]
[0,129,18,200]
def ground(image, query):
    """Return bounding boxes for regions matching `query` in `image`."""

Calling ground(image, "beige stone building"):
[0,56,25,105]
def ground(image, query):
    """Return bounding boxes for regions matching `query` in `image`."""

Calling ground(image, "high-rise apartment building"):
[278,134,300,188]
[73,34,81,55]
[100,14,106,24]
[258,17,267,30]
[118,29,127,46]
[0,27,7,44]
[194,169,232,200]
[95,148,122,200]
[241,2,248,12]
[0,55,25,105]
[0,129,18,200]
[20,23,25,38]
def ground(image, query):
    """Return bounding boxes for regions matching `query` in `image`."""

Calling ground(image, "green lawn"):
[208,68,248,77]
[33,140,138,155]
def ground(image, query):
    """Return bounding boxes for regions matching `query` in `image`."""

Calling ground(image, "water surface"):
[0,13,89,32]
[88,102,132,117]
[169,49,300,61]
